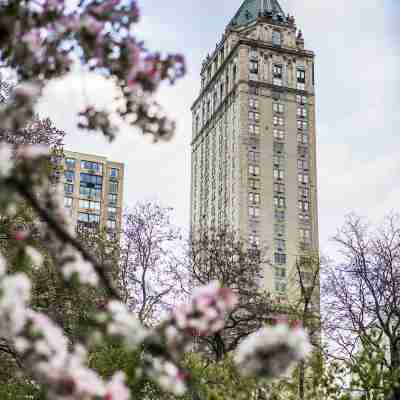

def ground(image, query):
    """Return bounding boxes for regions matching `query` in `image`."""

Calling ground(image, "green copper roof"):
[230,0,287,27]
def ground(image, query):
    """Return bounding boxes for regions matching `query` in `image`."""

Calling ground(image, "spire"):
[230,0,288,27]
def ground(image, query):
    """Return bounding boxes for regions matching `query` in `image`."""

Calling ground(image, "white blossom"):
[0,142,13,177]
[62,248,99,286]
[25,246,44,268]
[107,300,149,347]
[26,312,108,398]
[146,356,187,396]
[104,372,130,400]
[0,273,31,338]
[235,324,312,379]
[0,252,6,277]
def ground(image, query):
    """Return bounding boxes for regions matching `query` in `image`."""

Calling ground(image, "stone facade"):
[190,1,319,300]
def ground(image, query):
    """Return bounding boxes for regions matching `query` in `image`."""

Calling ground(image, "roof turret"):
[230,0,289,27]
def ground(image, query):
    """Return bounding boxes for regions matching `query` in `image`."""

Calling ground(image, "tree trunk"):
[298,360,305,400]
[390,341,400,400]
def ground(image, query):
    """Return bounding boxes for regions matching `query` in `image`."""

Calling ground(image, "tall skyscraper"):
[190,0,318,298]
[62,151,124,238]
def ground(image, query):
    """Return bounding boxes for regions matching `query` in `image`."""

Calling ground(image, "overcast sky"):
[37,0,400,256]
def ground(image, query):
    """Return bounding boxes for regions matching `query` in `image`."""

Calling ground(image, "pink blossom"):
[22,29,43,53]
[91,0,121,16]
[43,0,64,13]
[171,281,237,336]
[104,372,130,400]
[14,229,29,241]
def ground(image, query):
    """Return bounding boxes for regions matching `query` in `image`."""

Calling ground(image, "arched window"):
[272,30,282,46]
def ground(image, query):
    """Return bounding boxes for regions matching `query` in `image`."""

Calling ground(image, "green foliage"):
[0,381,46,400]
[182,353,259,400]
[345,330,400,400]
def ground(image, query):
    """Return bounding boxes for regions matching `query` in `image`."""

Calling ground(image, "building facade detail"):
[190,0,319,298]
[62,151,124,239]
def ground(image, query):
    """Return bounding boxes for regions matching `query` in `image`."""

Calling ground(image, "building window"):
[109,181,118,193]
[296,95,307,105]
[297,68,306,83]
[249,234,260,247]
[272,64,283,86]
[249,98,259,109]
[273,168,284,181]
[274,253,287,265]
[274,182,285,194]
[300,228,311,243]
[249,111,260,122]
[249,165,260,176]
[273,102,284,114]
[65,158,75,170]
[272,30,282,46]
[298,146,308,159]
[108,206,117,215]
[78,212,100,224]
[249,60,259,74]
[249,85,259,96]
[249,193,260,204]
[79,186,102,201]
[297,82,306,91]
[274,196,286,208]
[249,48,258,60]
[298,200,309,212]
[275,267,286,279]
[64,171,74,183]
[249,151,260,162]
[299,213,310,223]
[297,107,308,118]
[110,168,119,178]
[64,183,74,194]
[273,142,284,154]
[297,120,308,130]
[249,206,260,218]
[299,187,309,199]
[275,224,285,237]
[273,116,284,126]
[275,239,286,251]
[298,159,309,170]
[79,199,101,211]
[64,197,72,208]
[273,155,285,167]
[81,160,103,175]
[275,210,285,222]
[107,220,117,230]
[249,179,261,190]
[273,129,285,140]
[297,133,308,145]
[298,173,309,184]
[249,124,260,136]
[80,173,103,189]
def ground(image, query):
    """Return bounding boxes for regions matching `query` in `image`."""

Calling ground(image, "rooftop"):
[230,0,288,27]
